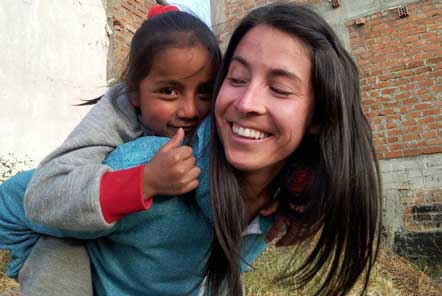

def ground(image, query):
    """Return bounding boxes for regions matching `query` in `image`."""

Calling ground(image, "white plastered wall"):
[0,0,108,163]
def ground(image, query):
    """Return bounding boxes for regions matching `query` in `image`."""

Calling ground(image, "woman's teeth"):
[232,124,268,140]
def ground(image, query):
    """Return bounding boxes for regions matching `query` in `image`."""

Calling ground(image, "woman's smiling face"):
[215,25,315,181]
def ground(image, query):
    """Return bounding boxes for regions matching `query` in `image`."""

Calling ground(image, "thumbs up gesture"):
[142,128,201,198]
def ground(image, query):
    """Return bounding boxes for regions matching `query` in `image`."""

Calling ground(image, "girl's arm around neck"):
[24,85,143,232]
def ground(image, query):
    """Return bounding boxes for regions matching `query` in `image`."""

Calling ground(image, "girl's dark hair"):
[79,11,221,105]
[123,11,220,95]
[207,4,382,296]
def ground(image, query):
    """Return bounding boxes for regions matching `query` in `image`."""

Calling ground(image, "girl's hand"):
[142,128,200,198]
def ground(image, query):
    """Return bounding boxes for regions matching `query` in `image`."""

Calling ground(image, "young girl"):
[1,3,382,296]
[0,8,220,296]
[24,8,220,231]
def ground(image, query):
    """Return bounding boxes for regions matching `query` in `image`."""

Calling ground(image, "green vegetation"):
[243,244,442,296]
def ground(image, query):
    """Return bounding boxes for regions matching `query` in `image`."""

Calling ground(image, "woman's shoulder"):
[193,116,211,156]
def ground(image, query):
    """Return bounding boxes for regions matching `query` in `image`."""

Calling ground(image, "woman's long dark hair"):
[207,4,382,296]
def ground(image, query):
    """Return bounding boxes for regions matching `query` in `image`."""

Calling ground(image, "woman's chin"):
[225,153,268,175]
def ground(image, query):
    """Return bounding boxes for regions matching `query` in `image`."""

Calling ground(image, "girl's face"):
[215,25,316,182]
[131,44,214,137]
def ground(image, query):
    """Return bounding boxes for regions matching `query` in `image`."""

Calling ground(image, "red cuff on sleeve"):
[100,165,153,223]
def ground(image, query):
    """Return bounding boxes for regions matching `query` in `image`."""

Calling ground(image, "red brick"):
[428,56,442,64]
[384,151,403,158]
[414,103,432,110]
[423,109,441,116]
[389,143,405,151]
[397,69,414,78]
[421,130,438,138]
[381,88,397,95]
[404,119,417,126]
[422,44,440,51]
[407,61,425,68]
[409,74,426,82]
[387,129,403,136]
[415,66,433,74]
[418,116,435,124]
[403,149,421,157]
[418,80,435,88]
[390,64,406,72]
[423,145,442,154]
[406,126,424,133]
[395,92,411,100]
[386,136,400,143]
[407,27,427,35]
[403,134,417,141]
[427,137,442,145]
[402,35,419,43]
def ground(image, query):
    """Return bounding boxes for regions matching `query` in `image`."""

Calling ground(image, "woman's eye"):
[270,86,293,96]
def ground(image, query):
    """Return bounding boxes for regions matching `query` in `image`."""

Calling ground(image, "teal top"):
[0,118,272,296]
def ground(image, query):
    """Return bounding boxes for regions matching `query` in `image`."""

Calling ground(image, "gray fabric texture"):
[18,236,92,296]
[24,83,143,231]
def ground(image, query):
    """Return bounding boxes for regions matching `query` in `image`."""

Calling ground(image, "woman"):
[1,4,381,296]
[205,4,382,295]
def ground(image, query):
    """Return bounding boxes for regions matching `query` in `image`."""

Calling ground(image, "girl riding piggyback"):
[0,9,220,295]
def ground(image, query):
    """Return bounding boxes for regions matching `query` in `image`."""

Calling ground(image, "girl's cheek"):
[147,100,175,120]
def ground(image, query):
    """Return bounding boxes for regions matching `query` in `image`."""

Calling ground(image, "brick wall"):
[381,154,442,232]
[213,0,321,50]
[349,0,442,161]
[107,0,155,80]
[346,0,442,257]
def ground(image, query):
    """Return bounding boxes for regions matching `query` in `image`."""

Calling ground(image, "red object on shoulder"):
[147,4,179,19]
[100,165,153,223]
[288,170,310,193]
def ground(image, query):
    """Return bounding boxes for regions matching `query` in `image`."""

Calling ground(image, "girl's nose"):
[177,96,199,119]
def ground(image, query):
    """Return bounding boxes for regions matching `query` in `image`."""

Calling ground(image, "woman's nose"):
[234,84,266,115]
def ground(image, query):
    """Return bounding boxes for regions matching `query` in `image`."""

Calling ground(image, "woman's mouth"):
[231,123,269,140]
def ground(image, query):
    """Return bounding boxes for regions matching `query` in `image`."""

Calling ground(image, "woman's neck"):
[240,164,283,223]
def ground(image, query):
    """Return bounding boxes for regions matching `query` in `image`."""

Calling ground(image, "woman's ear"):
[308,124,320,135]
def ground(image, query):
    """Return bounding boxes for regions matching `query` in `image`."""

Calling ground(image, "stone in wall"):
[394,231,442,265]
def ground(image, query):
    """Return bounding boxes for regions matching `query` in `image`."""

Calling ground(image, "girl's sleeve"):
[24,88,143,232]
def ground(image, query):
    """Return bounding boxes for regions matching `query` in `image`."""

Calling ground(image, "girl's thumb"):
[162,128,184,151]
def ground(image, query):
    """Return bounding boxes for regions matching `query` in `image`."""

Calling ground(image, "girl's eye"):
[197,83,213,101]
[161,87,177,96]
[156,87,178,99]
[197,91,211,101]
[227,77,247,86]
[198,93,210,101]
